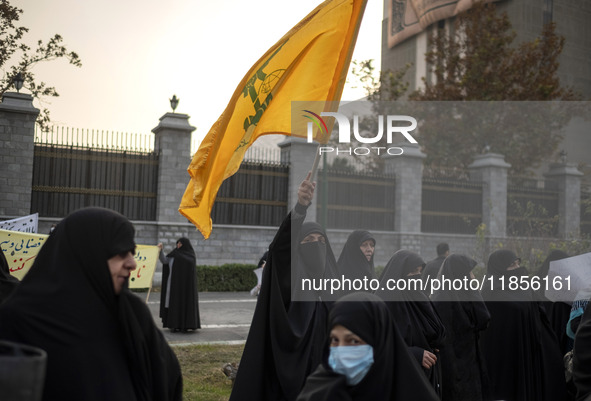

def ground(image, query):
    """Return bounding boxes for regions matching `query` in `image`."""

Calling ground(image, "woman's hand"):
[422,350,437,369]
[297,171,316,206]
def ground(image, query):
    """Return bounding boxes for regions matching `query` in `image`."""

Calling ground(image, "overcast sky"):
[12,0,382,148]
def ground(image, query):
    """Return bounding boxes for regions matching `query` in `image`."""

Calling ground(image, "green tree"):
[351,1,580,175]
[413,2,577,101]
[331,60,411,173]
[0,0,81,130]
[411,1,581,174]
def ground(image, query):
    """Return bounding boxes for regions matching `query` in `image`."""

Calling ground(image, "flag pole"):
[310,145,321,181]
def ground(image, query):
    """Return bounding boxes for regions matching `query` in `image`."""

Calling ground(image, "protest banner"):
[0,229,158,290]
[546,252,591,304]
[0,213,39,233]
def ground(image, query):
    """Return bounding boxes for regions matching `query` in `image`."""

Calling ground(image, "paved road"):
[136,291,257,346]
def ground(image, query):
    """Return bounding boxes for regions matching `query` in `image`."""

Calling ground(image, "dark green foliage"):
[196,264,258,292]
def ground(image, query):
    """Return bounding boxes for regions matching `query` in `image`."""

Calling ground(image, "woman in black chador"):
[296,292,440,401]
[375,250,446,398]
[229,172,339,401]
[480,249,566,401]
[159,237,201,332]
[0,207,182,401]
[431,254,490,401]
[337,230,377,286]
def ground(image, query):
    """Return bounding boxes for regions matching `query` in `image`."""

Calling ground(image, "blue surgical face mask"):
[328,344,374,386]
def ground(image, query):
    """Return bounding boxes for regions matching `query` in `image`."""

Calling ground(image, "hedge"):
[196,264,259,292]
[194,264,387,292]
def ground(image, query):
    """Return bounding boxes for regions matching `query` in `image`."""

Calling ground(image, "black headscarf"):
[482,249,530,302]
[292,222,337,290]
[0,248,19,304]
[230,208,338,401]
[480,249,566,401]
[337,230,377,284]
[431,254,491,401]
[0,207,182,401]
[296,292,440,401]
[375,250,446,397]
[167,237,196,259]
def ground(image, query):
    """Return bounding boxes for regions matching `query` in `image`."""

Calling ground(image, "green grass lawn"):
[174,343,245,401]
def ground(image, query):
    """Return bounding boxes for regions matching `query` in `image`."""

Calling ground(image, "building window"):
[543,0,553,25]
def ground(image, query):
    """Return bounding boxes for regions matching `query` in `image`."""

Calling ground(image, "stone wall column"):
[278,137,318,222]
[468,153,511,237]
[152,112,196,223]
[545,162,583,237]
[383,144,426,250]
[0,92,40,217]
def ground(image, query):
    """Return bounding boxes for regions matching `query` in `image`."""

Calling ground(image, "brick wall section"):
[0,93,39,217]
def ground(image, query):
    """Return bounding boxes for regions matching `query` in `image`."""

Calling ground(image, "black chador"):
[297,292,440,401]
[431,254,491,401]
[337,230,377,285]
[229,202,338,401]
[375,250,446,398]
[481,249,566,401]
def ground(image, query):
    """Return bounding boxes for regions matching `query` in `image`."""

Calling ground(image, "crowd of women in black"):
[229,173,591,401]
[0,172,590,401]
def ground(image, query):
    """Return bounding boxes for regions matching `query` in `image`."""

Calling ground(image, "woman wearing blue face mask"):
[297,292,439,401]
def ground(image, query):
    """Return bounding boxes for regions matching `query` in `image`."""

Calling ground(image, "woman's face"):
[359,239,375,261]
[330,324,367,347]
[300,233,326,244]
[407,265,423,276]
[107,251,137,294]
[506,258,521,271]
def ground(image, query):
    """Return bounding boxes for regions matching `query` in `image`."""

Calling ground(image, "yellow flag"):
[179,0,367,239]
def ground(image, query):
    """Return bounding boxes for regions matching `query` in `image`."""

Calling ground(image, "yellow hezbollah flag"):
[179,0,367,239]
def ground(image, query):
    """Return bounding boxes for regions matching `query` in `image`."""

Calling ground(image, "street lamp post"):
[169,95,179,113]
[13,73,24,93]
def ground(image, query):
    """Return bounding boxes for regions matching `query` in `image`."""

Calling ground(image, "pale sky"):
[11,0,382,147]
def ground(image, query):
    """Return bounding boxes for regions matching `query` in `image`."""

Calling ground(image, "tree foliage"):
[351,1,580,175]
[0,0,81,130]
[412,2,577,102]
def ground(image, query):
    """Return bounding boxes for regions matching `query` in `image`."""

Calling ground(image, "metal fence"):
[315,168,396,230]
[506,176,560,237]
[32,127,159,220]
[211,161,289,227]
[421,175,483,234]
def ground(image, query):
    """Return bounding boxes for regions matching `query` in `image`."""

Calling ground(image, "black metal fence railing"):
[316,169,396,231]
[211,161,289,227]
[421,177,483,234]
[31,144,159,220]
[506,177,560,237]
